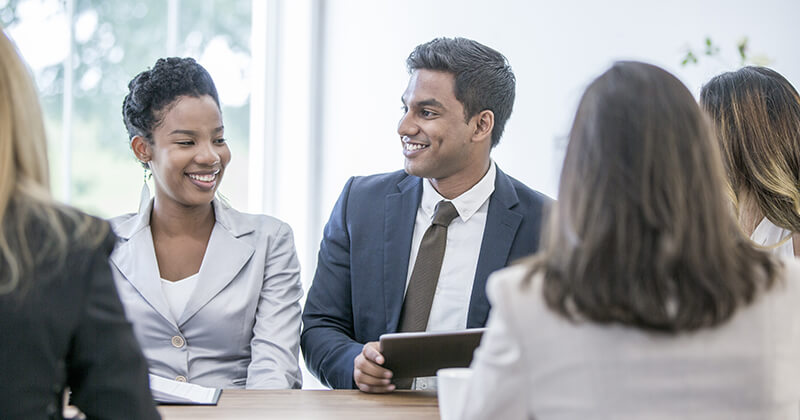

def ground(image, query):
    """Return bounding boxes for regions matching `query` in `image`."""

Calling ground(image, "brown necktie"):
[397,200,460,333]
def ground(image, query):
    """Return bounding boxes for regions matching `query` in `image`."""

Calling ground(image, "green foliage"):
[681,36,770,68]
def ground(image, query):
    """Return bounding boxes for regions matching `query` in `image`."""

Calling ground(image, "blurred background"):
[3,0,799,388]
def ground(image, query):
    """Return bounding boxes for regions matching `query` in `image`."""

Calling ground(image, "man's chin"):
[403,162,430,178]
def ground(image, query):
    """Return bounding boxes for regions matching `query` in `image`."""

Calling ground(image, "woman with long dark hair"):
[459,62,800,419]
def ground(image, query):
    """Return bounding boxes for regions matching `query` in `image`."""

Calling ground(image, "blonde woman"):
[701,67,800,257]
[0,29,159,419]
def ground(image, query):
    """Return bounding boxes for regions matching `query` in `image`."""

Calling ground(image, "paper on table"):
[148,374,222,405]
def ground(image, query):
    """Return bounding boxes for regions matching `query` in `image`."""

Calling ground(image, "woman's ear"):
[472,110,495,144]
[130,136,152,164]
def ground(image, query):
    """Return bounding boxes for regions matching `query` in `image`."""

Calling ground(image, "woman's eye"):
[176,140,194,146]
[214,138,227,144]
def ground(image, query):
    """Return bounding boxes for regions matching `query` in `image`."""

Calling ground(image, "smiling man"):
[301,37,550,393]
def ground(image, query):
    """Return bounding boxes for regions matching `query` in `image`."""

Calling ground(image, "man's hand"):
[353,341,395,393]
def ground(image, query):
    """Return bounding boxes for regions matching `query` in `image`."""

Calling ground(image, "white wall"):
[317,0,800,214]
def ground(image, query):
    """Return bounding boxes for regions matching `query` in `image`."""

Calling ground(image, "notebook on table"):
[149,374,222,405]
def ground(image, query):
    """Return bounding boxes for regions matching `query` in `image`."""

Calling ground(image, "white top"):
[459,258,800,420]
[160,273,200,322]
[751,217,795,257]
[406,161,496,390]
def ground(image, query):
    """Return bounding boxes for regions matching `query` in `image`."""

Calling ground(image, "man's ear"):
[472,110,494,144]
[130,136,152,164]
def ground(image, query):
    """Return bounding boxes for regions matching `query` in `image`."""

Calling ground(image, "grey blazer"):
[109,198,303,389]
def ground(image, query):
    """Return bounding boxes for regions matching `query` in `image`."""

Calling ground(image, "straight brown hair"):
[526,62,777,333]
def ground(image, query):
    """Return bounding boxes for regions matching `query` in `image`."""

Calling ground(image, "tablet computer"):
[379,328,486,378]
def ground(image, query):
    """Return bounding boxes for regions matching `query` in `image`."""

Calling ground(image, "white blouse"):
[160,273,200,322]
[751,217,795,257]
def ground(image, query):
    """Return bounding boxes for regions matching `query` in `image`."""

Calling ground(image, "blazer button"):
[171,335,186,348]
[175,375,187,382]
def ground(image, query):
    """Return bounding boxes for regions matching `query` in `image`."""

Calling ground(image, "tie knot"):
[432,200,459,227]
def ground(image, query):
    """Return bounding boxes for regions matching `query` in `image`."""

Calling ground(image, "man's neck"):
[428,159,491,200]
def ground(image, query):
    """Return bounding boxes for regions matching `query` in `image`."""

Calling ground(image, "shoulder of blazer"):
[108,202,150,241]
[495,166,553,211]
[347,170,419,197]
[109,198,286,241]
[211,198,274,238]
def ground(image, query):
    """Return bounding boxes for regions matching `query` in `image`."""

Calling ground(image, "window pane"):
[3,0,252,217]
[177,0,252,211]
[70,0,169,217]
[2,0,68,199]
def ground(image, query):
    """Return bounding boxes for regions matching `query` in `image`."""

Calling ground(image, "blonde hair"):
[701,66,800,235]
[0,28,106,295]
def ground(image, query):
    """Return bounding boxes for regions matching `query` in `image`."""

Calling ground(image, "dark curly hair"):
[406,37,515,147]
[122,57,220,165]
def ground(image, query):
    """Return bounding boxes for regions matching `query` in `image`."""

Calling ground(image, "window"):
[2,0,252,217]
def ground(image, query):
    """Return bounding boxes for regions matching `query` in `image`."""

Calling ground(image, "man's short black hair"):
[406,37,516,147]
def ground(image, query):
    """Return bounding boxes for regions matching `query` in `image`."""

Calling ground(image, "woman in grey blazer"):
[110,57,303,389]
[460,62,800,419]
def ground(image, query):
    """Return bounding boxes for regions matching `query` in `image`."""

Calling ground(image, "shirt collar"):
[420,160,496,223]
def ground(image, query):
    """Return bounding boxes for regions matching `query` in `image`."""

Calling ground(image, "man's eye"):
[421,110,435,117]
[214,138,227,144]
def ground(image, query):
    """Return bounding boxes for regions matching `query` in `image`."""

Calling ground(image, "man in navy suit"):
[301,37,550,393]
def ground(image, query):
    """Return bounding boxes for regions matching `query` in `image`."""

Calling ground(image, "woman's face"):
[144,94,230,210]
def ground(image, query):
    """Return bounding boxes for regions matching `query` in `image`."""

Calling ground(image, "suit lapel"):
[110,213,177,328]
[467,168,522,328]
[383,175,422,333]
[179,202,255,325]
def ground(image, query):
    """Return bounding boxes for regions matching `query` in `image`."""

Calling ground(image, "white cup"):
[436,367,473,420]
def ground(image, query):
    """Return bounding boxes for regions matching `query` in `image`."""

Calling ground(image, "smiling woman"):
[109,57,304,390]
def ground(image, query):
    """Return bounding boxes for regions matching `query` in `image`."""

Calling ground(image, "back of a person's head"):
[532,61,777,333]
[0,29,106,296]
[700,66,800,234]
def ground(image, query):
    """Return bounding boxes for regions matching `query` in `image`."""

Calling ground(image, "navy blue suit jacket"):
[301,167,550,389]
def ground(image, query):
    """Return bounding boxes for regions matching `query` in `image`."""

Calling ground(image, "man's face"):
[398,69,479,183]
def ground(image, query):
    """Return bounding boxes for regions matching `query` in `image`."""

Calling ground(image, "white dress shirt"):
[406,161,496,389]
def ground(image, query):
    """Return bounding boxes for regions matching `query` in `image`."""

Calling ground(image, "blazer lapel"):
[179,200,255,326]
[467,168,523,328]
[383,175,422,332]
[110,203,177,328]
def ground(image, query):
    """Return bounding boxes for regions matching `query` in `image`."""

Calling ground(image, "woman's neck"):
[150,198,215,238]
[737,191,764,237]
